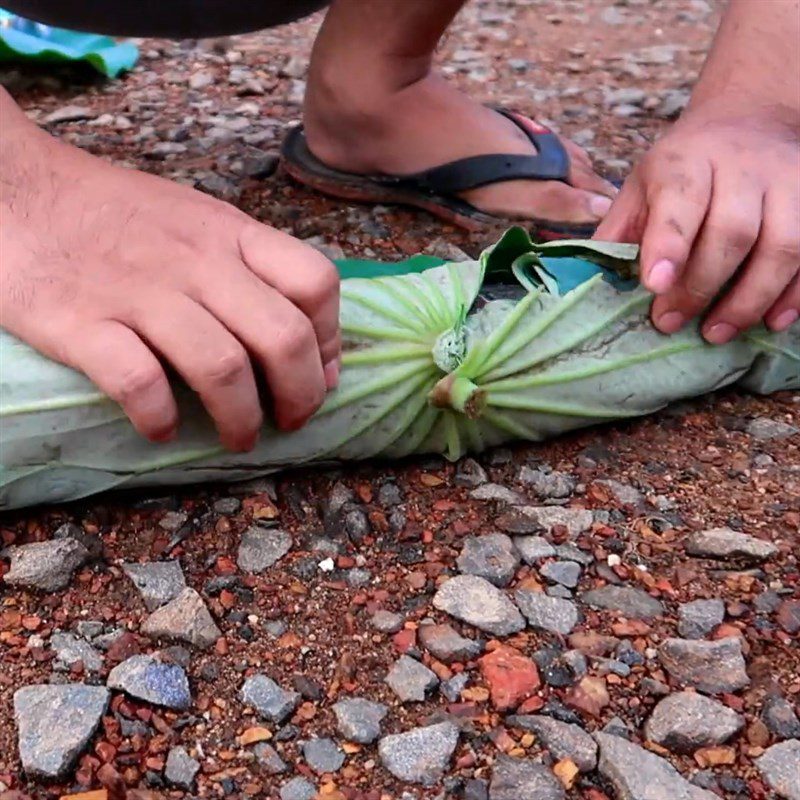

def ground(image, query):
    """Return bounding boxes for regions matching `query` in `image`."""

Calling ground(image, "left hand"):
[595,110,800,343]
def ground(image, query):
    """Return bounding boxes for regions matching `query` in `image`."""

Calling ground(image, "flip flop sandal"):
[281,108,605,240]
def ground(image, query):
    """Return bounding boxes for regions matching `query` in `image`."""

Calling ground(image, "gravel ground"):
[1,1,799,799]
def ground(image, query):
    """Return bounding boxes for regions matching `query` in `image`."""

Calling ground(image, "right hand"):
[0,98,340,451]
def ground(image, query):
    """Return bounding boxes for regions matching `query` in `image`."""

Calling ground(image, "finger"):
[650,176,762,336]
[127,295,263,451]
[238,223,341,384]
[593,173,646,243]
[765,269,800,332]
[638,161,712,298]
[703,190,800,341]
[61,320,178,442]
[197,267,327,431]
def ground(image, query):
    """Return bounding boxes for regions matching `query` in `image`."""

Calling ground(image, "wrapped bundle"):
[1,228,797,510]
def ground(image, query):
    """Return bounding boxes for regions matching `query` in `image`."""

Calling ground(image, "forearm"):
[688,0,800,127]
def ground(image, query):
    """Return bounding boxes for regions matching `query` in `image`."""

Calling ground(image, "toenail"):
[590,194,613,218]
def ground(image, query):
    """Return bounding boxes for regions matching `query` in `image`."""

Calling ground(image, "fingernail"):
[647,259,677,294]
[656,311,685,334]
[324,360,340,389]
[590,194,613,218]
[771,309,799,331]
[704,322,738,345]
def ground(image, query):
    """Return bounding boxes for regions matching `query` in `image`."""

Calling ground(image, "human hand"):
[595,111,799,342]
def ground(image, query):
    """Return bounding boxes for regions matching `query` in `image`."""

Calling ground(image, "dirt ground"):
[1,1,798,799]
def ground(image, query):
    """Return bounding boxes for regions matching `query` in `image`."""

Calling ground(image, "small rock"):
[489,755,565,800]
[685,528,777,563]
[14,684,109,780]
[333,697,388,744]
[777,600,800,634]
[280,776,317,800]
[678,599,725,639]
[581,585,663,619]
[241,675,300,723]
[253,742,288,774]
[108,654,191,710]
[456,533,520,587]
[433,575,525,636]
[44,105,95,124]
[594,479,644,506]
[763,696,800,740]
[519,468,575,499]
[657,89,690,119]
[479,645,540,711]
[507,716,597,772]
[371,610,404,633]
[303,737,344,774]
[470,484,523,504]
[142,587,221,650]
[188,70,214,90]
[540,560,581,588]
[419,623,481,663]
[50,632,104,673]
[645,691,744,753]
[165,746,199,790]
[658,637,750,694]
[747,417,798,441]
[378,722,459,786]
[4,539,89,591]
[517,506,593,537]
[385,655,438,703]
[757,739,800,800]
[237,527,292,572]
[513,536,556,563]
[515,589,579,635]
[123,561,187,611]
[213,497,241,515]
[455,458,488,488]
[442,672,469,702]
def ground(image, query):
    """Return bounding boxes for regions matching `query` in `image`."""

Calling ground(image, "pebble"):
[479,644,540,711]
[595,732,718,800]
[657,89,691,119]
[44,105,95,124]
[581,585,664,619]
[302,737,345,774]
[241,674,300,723]
[658,637,750,694]
[678,598,725,639]
[508,715,597,771]
[141,587,222,649]
[385,655,439,702]
[644,691,744,753]
[540,560,581,588]
[746,417,798,441]
[3,539,90,591]
[418,623,482,663]
[685,528,778,563]
[378,722,460,786]
[763,696,800,740]
[371,610,404,633]
[108,654,191,710]
[165,746,200,790]
[519,467,575,499]
[253,742,288,774]
[513,536,556,564]
[123,561,187,611]
[454,457,488,488]
[442,672,469,702]
[515,589,579,635]
[470,484,523,504]
[50,632,104,673]
[456,533,520,587]
[332,697,388,744]
[188,70,214,90]
[757,739,800,800]
[517,506,594,537]
[237,527,293,572]
[594,478,644,506]
[433,575,525,636]
[778,599,800,634]
[280,776,317,800]
[489,755,565,800]
[14,684,110,780]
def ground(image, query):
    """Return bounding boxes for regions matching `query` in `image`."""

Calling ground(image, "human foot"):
[0,88,340,448]
[303,72,616,228]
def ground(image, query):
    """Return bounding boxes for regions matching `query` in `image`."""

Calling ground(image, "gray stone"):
[333,697,388,744]
[595,479,644,506]
[303,737,344,774]
[378,722,459,786]
[657,89,690,119]
[165,746,200,789]
[595,732,718,800]
[581,586,664,619]
[241,675,300,724]
[508,716,597,772]
[158,511,188,531]
[455,457,488,488]
[540,560,581,588]
[470,484,523,504]
[489,755,565,800]
[515,589,578,635]
[658,637,750,694]
[385,655,438,703]
[188,70,214,90]
[237,527,293,572]
[371,610,404,633]
[678,599,725,639]
[456,533,520,587]
[442,672,469,702]
[757,739,800,800]
[123,561,187,611]
[685,528,778,563]
[747,417,798,441]
[644,691,744,753]
[519,468,575,499]
[50,633,104,673]
[418,623,481,663]
[14,684,109,780]
[4,539,89,591]
[280,776,317,800]
[108,654,191,710]
[213,497,242,515]
[433,575,525,636]
[763,696,800,740]
[554,543,594,566]
[45,105,95,124]
[253,742,288,774]
[142,587,221,649]
[513,536,556,564]
[517,506,593,537]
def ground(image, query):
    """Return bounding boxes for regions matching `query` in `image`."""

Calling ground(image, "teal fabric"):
[0,9,138,77]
